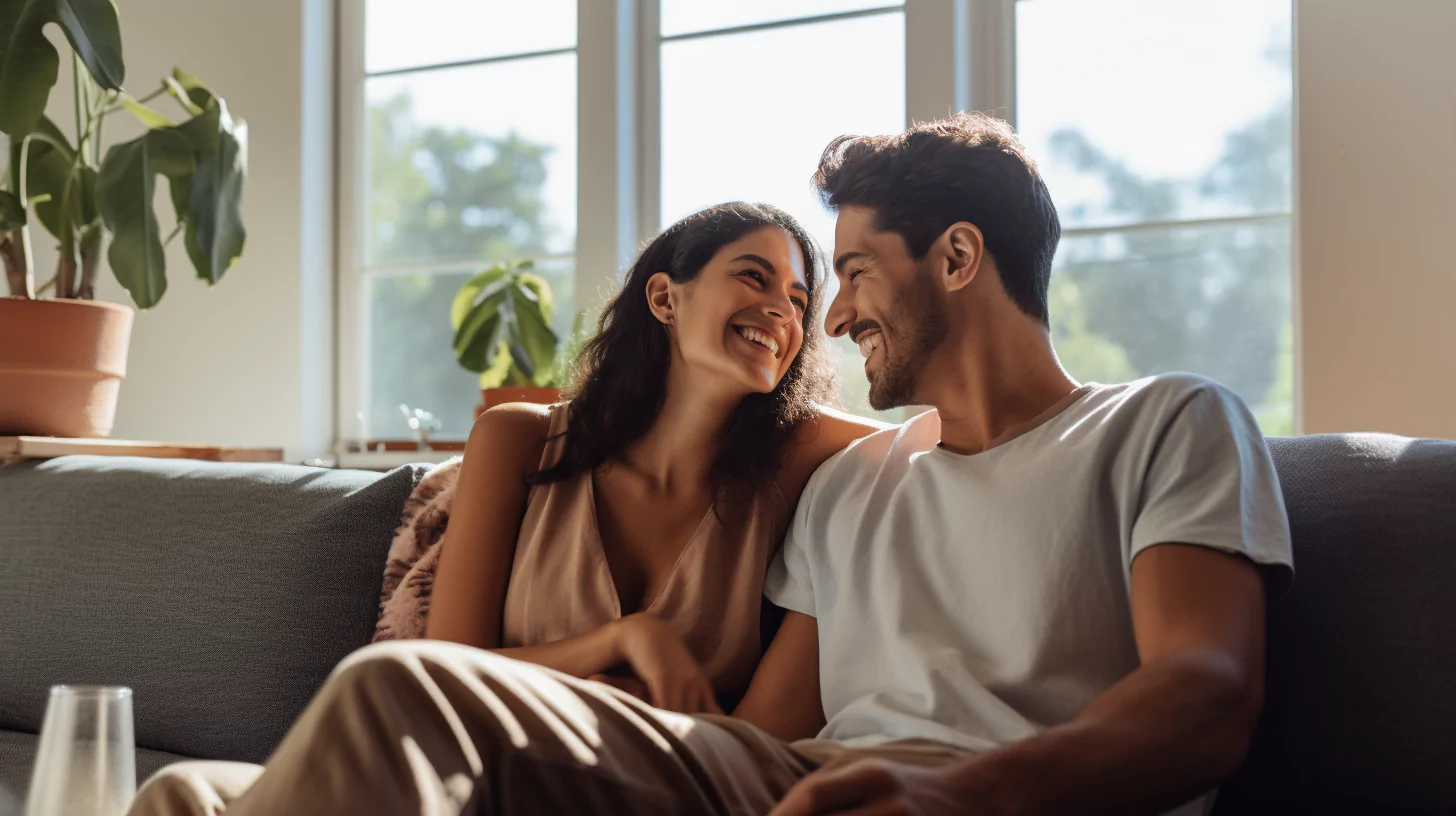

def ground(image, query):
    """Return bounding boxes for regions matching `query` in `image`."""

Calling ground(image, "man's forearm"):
[949,648,1263,816]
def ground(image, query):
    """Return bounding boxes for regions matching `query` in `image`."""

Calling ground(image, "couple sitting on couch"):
[132,113,1293,816]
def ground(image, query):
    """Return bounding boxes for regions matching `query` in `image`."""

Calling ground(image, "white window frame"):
[334,0,1296,445]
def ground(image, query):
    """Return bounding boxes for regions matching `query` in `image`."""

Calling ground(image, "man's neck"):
[921,315,1081,456]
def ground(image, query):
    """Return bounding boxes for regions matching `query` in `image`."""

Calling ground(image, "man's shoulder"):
[801,411,939,495]
[1083,372,1242,424]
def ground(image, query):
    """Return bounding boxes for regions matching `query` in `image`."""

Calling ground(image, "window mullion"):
[965,0,1017,125]
[577,0,650,317]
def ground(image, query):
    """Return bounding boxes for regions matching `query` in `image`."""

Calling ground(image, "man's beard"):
[867,270,948,410]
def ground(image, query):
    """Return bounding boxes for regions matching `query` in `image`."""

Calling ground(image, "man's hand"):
[770,760,976,816]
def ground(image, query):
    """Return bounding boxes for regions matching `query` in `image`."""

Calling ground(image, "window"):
[341,1,1295,438]
[659,2,907,420]
[346,0,577,439]
[1017,0,1295,433]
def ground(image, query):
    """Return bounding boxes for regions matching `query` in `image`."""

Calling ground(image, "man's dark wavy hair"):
[812,112,1061,326]
[529,202,839,504]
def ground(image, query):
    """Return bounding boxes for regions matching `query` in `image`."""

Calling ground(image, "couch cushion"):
[1214,434,1456,813]
[0,728,189,809]
[0,456,423,765]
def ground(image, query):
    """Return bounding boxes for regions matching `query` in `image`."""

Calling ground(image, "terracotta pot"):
[0,297,135,437]
[475,386,561,417]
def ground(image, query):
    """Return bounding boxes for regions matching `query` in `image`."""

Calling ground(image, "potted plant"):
[451,260,583,414]
[0,0,247,438]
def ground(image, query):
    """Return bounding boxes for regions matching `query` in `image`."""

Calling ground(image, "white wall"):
[1296,0,1456,438]
[35,0,332,460]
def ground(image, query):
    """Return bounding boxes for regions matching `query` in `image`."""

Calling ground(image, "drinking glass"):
[25,685,136,816]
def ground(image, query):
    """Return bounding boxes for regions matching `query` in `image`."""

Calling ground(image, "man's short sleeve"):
[765,476,819,617]
[1129,382,1294,588]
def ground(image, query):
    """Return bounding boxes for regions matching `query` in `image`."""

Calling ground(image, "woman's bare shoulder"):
[778,405,893,502]
[464,402,556,478]
[801,404,891,452]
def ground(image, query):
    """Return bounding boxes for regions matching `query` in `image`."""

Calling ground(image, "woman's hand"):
[613,613,723,715]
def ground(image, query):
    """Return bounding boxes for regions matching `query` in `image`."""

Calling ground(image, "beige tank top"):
[501,403,788,700]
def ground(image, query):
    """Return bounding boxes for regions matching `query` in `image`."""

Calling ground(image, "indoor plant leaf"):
[452,283,509,371]
[169,66,216,111]
[181,116,246,284]
[455,309,503,374]
[53,0,125,90]
[121,94,175,128]
[478,340,516,390]
[449,264,511,329]
[25,117,79,239]
[0,0,61,136]
[97,129,197,308]
[0,189,25,231]
[170,96,222,153]
[509,279,559,386]
[162,75,204,117]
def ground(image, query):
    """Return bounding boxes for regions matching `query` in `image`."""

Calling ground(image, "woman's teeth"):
[858,332,882,359]
[735,326,780,358]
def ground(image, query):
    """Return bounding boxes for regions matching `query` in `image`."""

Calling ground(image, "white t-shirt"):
[765,373,1294,815]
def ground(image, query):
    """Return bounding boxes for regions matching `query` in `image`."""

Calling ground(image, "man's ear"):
[939,222,984,293]
[645,272,675,326]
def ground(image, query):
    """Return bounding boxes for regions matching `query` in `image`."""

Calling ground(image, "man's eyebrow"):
[834,251,871,275]
[733,254,809,292]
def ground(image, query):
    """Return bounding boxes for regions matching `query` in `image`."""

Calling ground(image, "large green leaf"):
[0,189,25,231]
[24,117,78,239]
[20,115,98,239]
[509,279,559,385]
[0,0,60,136]
[478,340,515,389]
[170,98,221,153]
[449,264,510,329]
[452,283,509,372]
[181,115,245,284]
[97,129,196,308]
[456,310,503,374]
[53,0,124,90]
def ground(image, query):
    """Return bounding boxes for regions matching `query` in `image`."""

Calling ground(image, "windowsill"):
[333,449,458,471]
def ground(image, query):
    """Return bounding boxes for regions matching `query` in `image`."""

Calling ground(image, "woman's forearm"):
[487,618,627,679]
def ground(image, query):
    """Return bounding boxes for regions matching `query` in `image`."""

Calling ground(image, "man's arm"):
[773,542,1267,816]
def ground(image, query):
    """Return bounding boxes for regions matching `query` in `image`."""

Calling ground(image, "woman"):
[128,202,879,815]
[428,200,876,714]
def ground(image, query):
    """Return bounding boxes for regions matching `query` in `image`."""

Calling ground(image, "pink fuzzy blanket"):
[373,457,462,641]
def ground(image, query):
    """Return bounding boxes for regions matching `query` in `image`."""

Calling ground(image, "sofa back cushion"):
[1214,434,1456,813]
[0,456,421,764]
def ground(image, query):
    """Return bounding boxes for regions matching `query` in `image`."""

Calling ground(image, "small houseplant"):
[0,0,247,437]
[451,260,582,413]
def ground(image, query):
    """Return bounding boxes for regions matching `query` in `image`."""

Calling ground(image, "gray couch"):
[1,435,1453,813]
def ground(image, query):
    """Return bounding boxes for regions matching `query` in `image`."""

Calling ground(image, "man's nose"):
[825,286,854,338]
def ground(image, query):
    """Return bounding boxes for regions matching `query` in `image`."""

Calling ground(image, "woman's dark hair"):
[812,111,1061,326]
[530,202,839,503]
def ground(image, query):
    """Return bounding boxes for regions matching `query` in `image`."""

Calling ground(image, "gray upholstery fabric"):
[1214,434,1456,814]
[0,456,423,768]
[0,728,189,812]
[2,435,1453,813]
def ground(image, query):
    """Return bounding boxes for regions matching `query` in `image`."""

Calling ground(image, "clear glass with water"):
[25,685,136,816]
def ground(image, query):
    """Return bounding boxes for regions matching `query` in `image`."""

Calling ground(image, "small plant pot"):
[0,297,135,437]
[475,386,561,418]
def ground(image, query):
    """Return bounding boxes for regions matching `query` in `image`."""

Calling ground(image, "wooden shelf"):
[0,436,284,464]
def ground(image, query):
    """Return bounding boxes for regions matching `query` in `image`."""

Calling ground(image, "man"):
[759,113,1293,815]
[131,113,1290,816]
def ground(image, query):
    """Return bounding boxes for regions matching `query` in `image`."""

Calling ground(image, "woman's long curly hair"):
[530,202,840,504]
